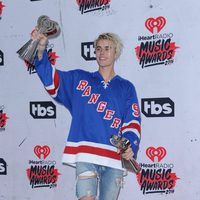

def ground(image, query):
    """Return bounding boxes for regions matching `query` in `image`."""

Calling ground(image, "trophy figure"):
[110,134,141,174]
[17,15,60,64]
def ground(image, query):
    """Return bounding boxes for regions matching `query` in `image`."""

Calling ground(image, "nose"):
[100,48,105,55]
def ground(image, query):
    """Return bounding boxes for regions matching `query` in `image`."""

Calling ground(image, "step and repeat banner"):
[1,0,200,200]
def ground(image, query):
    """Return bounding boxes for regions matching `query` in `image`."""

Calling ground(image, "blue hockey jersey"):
[34,51,141,170]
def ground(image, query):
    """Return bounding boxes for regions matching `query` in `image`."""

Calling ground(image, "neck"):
[98,67,116,83]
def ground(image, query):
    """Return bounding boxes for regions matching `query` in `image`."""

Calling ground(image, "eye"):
[106,46,113,51]
[96,47,101,51]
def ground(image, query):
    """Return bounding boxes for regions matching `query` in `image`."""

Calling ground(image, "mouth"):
[99,57,107,61]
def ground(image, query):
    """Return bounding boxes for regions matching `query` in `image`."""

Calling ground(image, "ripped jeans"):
[76,162,124,200]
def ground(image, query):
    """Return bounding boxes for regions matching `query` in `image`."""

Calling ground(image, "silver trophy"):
[110,134,141,174]
[17,15,60,64]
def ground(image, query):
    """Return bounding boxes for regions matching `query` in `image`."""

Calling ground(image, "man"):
[32,31,141,200]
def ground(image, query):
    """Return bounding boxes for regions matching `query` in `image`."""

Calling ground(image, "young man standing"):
[32,31,141,200]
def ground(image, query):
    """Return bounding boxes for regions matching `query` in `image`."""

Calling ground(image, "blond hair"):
[94,33,123,60]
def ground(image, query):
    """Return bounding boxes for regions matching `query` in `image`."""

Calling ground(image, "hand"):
[31,28,48,60]
[31,28,48,42]
[117,145,134,160]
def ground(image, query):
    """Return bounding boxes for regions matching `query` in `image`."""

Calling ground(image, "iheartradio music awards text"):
[135,16,179,69]
[26,145,61,189]
[137,147,179,195]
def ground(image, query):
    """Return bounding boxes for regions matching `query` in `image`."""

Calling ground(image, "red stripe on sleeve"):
[121,122,141,135]
[46,69,60,95]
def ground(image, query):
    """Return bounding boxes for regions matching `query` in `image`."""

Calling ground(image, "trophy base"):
[17,39,39,64]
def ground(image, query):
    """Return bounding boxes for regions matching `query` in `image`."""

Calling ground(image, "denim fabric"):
[76,162,124,200]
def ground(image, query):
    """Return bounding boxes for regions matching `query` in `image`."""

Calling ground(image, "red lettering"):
[132,103,140,117]
[97,101,107,112]
[82,86,91,96]
[76,80,88,90]
[104,109,115,120]
[111,118,121,128]
[88,94,100,104]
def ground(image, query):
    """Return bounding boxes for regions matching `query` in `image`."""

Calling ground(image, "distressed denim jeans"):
[76,162,124,200]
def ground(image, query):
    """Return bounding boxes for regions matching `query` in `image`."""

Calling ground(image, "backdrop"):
[1,0,200,199]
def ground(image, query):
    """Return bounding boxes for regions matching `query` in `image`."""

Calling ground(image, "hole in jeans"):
[78,171,97,200]
[116,177,125,188]
[78,171,97,179]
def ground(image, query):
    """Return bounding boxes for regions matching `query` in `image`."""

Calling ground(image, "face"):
[95,39,117,69]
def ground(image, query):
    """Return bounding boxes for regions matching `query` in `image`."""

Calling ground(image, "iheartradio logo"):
[145,16,166,34]
[146,147,166,162]
[34,145,50,159]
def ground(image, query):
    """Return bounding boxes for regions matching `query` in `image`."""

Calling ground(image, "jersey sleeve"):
[34,50,75,112]
[121,82,141,158]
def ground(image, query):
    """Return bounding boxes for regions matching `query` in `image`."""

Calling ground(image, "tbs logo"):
[0,50,4,66]
[81,42,96,61]
[0,158,7,175]
[30,101,56,119]
[141,97,174,117]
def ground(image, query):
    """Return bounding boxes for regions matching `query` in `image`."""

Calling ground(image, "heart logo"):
[146,147,167,162]
[145,16,166,34]
[34,145,50,159]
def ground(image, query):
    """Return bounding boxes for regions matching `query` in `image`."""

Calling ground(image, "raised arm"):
[31,29,74,112]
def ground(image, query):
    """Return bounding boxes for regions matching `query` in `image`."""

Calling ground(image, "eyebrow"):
[96,45,113,49]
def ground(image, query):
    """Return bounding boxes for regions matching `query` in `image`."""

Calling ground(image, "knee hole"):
[78,171,97,179]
